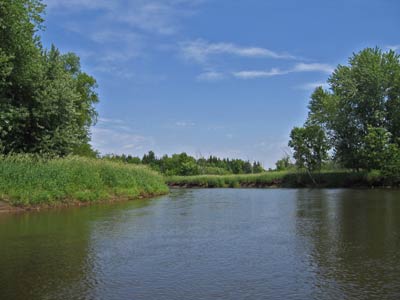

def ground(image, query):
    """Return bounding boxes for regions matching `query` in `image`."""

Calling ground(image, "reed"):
[166,170,384,188]
[0,155,169,206]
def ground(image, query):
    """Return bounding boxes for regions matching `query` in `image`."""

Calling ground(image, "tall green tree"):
[306,48,400,170]
[0,0,98,156]
[288,125,329,174]
[275,155,291,171]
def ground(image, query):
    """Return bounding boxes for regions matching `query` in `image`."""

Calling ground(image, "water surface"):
[1,189,400,299]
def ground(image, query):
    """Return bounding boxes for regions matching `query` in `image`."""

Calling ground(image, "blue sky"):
[42,0,399,168]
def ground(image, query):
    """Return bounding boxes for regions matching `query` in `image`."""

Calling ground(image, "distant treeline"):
[103,151,265,176]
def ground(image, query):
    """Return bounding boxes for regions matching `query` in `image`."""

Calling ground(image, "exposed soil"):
[0,192,168,214]
[0,200,25,213]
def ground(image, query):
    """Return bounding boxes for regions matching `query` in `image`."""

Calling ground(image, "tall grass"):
[0,155,169,206]
[166,170,384,188]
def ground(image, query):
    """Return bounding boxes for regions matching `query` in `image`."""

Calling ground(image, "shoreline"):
[0,191,168,214]
[2,182,398,214]
[165,171,398,189]
[167,183,394,189]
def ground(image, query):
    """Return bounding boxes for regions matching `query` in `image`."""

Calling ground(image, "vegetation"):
[274,155,294,171]
[289,47,400,184]
[0,155,168,206]
[0,1,169,208]
[170,48,400,191]
[0,0,98,156]
[104,151,265,176]
[2,1,400,210]
[166,170,384,188]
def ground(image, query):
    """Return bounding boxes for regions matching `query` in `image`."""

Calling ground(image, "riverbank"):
[166,170,389,188]
[0,155,169,210]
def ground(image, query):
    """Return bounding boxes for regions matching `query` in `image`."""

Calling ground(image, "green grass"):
[166,170,385,188]
[0,155,169,207]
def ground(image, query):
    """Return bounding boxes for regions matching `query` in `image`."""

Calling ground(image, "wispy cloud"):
[45,0,112,11]
[293,63,334,74]
[46,0,204,35]
[197,70,225,81]
[233,62,335,79]
[181,39,297,63]
[233,68,288,79]
[91,127,155,155]
[44,0,207,80]
[98,118,125,125]
[296,82,330,91]
[96,117,136,132]
[91,118,155,154]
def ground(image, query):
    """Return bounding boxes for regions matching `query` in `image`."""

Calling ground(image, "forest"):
[103,152,265,176]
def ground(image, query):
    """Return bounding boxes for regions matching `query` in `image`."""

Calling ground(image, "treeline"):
[288,47,400,183]
[103,151,265,176]
[0,0,98,157]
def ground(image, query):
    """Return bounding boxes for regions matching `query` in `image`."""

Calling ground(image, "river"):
[1,188,400,299]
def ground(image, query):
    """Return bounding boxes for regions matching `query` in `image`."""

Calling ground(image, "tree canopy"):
[288,125,329,173]
[290,47,400,179]
[0,0,98,156]
[104,152,265,176]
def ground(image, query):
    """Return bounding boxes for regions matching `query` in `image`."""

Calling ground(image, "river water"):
[1,188,400,300]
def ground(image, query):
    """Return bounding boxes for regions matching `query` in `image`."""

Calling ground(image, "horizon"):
[41,0,399,168]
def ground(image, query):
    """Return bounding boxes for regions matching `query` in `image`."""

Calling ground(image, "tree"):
[306,48,400,170]
[72,143,99,158]
[360,126,392,171]
[243,161,252,174]
[359,126,400,179]
[275,156,291,171]
[252,161,264,173]
[0,0,98,156]
[288,125,329,174]
[142,151,157,166]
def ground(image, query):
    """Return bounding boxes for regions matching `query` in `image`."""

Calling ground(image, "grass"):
[0,155,169,207]
[166,170,385,188]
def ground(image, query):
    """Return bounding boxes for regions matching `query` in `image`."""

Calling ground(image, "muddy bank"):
[0,192,168,214]
[0,201,25,213]
[166,171,395,189]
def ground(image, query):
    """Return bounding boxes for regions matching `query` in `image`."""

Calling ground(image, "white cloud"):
[44,0,206,81]
[197,71,225,81]
[98,118,125,125]
[293,63,334,74]
[233,62,335,79]
[233,68,288,79]
[181,39,297,63]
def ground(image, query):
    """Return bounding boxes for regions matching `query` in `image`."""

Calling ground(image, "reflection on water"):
[1,189,400,299]
[295,189,400,299]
